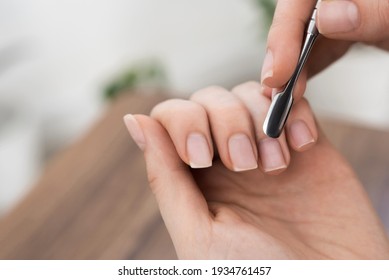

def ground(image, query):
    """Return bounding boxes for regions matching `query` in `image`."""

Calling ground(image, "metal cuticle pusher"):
[263,0,320,138]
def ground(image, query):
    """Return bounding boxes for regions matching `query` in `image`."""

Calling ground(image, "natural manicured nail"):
[318,0,360,34]
[228,133,258,172]
[289,120,315,150]
[187,133,212,168]
[123,114,146,150]
[261,49,274,85]
[259,138,287,173]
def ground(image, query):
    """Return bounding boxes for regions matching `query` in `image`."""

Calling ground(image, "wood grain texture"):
[0,91,388,259]
[0,91,176,260]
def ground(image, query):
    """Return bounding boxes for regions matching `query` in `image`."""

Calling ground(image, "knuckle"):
[150,98,195,118]
[150,99,182,117]
[190,85,251,119]
[214,100,249,119]
[147,166,187,197]
[190,85,228,101]
[150,98,208,128]
[364,0,389,41]
[232,81,261,93]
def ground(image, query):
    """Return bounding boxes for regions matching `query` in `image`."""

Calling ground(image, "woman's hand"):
[261,0,389,100]
[124,82,389,259]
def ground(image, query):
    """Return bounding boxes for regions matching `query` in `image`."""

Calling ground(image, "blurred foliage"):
[253,0,276,30]
[104,1,275,100]
[103,60,167,100]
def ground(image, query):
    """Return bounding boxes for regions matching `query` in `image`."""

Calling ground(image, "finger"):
[231,81,290,175]
[262,37,352,101]
[317,0,389,43]
[261,71,307,102]
[123,114,209,252]
[285,98,318,152]
[150,99,213,169]
[190,86,259,172]
[261,0,317,89]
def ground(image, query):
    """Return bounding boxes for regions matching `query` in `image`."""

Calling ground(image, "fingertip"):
[317,0,360,36]
[228,133,258,172]
[150,99,214,168]
[258,138,289,175]
[287,119,316,152]
[286,99,318,152]
[123,114,146,151]
[260,49,274,85]
[263,22,305,88]
[187,132,213,169]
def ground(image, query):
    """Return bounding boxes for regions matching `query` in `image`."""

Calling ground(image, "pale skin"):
[123,81,389,259]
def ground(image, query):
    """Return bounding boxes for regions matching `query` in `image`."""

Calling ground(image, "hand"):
[124,82,389,259]
[261,0,389,100]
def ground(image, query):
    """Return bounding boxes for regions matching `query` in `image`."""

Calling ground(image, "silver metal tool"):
[263,1,320,138]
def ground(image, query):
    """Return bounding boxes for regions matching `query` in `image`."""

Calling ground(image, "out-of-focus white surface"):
[0,111,41,214]
[307,45,389,129]
[0,0,264,214]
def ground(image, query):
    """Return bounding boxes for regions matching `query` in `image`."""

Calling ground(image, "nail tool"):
[263,1,320,138]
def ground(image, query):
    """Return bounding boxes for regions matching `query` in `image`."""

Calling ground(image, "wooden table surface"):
[0,91,388,259]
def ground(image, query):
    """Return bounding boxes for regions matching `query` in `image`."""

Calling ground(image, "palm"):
[187,137,389,259]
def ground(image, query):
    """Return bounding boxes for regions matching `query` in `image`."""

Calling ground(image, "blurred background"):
[0,0,389,228]
[0,0,265,215]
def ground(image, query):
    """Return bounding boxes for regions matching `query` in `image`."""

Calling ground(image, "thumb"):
[123,114,209,248]
[317,0,389,42]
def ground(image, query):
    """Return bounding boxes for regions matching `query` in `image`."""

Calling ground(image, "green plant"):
[103,2,275,100]
[103,60,167,100]
[253,0,276,30]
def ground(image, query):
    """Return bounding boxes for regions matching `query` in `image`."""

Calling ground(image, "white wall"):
[307,45,389,129]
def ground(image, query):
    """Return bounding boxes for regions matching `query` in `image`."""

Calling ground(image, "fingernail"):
[259,138,287,173]
[123,114,146,150]
[187,133,212,168]
[261,49,274,85]
[289,120,315,150]
[228,133,258,172]
[318,0,360,34]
